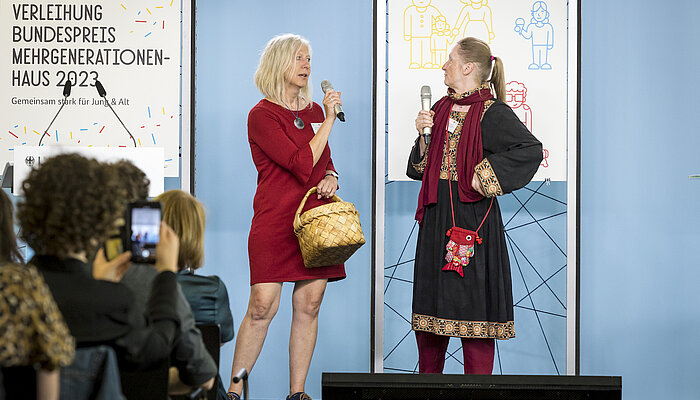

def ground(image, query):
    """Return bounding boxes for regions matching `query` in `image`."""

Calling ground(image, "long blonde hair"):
[254,33,313,106]
[455,37,505,101]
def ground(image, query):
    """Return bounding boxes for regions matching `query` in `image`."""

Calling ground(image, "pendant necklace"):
[282,96,304,130]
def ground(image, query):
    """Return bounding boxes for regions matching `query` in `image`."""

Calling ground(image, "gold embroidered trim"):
[481,99,495,120]
[411,137,429,173]
[474,157,503,197]
[412,313,515,339]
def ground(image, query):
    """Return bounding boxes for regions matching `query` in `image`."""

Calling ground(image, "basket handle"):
[294,187,343,230]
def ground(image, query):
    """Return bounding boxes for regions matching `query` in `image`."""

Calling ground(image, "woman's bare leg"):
[227,282,283,395]
[288,279,327,395]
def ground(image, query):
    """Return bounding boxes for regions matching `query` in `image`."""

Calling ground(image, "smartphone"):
[125,201,162,263]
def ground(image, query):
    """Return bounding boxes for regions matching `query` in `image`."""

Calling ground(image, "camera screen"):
[130,206,160,262]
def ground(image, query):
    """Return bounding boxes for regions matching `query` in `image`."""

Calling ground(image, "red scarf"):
[415,87,494,223]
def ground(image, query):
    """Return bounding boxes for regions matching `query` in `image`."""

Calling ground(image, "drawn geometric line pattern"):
[383,180,567,375]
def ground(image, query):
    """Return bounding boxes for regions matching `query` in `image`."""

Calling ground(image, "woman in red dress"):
[226,34,344,400]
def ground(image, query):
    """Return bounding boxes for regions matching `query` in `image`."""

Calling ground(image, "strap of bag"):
[447,177,494,242]
[293,187,343,232]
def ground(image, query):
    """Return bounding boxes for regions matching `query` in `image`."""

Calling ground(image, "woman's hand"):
[155,222,179,274]
[322,89,342,121]
[93,248,131,282]
[316,174,338,199]
[471,172,487,197]
[415,110,435,135]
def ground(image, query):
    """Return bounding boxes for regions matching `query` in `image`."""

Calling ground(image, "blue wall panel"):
[580,1,700,399]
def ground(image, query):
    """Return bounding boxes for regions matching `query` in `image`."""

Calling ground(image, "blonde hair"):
[254,33,313,106]
[455,37,506,101]
[154,190,205,270]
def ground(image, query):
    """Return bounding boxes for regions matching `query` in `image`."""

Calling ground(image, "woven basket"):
[293,187,365,268]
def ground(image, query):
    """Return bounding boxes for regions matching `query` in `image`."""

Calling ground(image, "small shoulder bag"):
[443,179,494,277]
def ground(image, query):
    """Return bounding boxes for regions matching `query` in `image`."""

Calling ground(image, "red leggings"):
[415,330,495,374]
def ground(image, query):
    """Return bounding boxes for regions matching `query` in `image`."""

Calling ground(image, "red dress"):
[247,99,346,285]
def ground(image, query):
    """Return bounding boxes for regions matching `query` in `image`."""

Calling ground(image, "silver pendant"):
[294,117,305,130]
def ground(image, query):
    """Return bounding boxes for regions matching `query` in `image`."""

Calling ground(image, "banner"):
[387,0,568,181]
[0,0,182,176]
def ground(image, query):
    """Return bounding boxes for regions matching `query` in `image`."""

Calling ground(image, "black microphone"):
[320,80,345,122]
[94,79,136,147]
[38,80,72,146]
[420,85,432,146]
[63,79,72,97]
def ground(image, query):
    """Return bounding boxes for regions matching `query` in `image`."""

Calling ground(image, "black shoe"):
[227,393,241,400]
[286,392,312,400]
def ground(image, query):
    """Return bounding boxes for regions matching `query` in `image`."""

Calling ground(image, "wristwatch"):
[325,171,339,180]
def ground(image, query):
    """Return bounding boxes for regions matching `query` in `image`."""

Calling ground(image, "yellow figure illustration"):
[452,0,495,43]
[429,16,454,68]
[403,0,445,69]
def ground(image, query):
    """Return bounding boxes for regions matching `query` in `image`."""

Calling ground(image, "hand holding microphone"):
[417,85,433,146]
[320,80,345,122]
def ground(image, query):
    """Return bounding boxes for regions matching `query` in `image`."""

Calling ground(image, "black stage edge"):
[322,373,621,400]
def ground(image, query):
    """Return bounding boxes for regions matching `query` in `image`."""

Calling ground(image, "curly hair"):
[154,190,205,270]
[110,159,150,202]
[17,154,127,258]
[1,189,23,263]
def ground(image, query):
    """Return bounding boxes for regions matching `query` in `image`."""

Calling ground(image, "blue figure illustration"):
[514,1,554,70]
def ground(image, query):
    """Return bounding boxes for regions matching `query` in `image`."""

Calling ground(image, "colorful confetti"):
[151,133,156,144]
[148,107,151,118]
[144,32,152,37]
[100,126,105,133]
[8,131,18,138]
[135,20,147,23]
[138,138,142,146]
[121,4,126,10]
[146,8,151,15]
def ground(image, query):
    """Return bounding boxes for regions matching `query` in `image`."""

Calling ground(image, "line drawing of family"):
[403,0,554,70]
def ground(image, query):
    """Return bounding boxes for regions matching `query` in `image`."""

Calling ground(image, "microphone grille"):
[320,80,333,93]
[420,85,432,99]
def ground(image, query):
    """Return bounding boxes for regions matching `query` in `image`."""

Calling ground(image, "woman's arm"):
[475,102,543,196]
[308,89,342,166]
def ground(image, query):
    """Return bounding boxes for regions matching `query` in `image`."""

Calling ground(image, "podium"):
[9,146,164,197]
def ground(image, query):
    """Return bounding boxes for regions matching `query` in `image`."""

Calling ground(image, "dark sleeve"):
[170,284,217,386]
[248,107,314,184]
[406,136,428,181]
[215,278,235,344]
[116,271,179,367]
[476,102,543,196]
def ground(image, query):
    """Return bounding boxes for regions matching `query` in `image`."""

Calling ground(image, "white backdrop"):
[387,0,568,181]
[0,0,183,177]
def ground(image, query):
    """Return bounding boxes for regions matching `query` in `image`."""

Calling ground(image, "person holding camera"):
[18,154,181,372]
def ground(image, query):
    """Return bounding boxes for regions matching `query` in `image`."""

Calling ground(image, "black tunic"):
[407,99,542,339]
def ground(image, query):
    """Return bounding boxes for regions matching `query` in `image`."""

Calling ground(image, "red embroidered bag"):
[443,179,493,277]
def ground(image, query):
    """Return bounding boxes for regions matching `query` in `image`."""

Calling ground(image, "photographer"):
[18,154,180,371]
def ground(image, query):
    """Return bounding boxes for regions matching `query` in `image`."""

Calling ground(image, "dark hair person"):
[408,37,542,374]
[111,164,218,395]
[227,33,344,400]
[17,153,181,372]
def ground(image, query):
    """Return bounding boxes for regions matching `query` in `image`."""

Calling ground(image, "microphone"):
[232,368,248,383]
[320,80,345,122]
[38,80,72,146]
[420,85,432,146]
[94,79,137,147]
